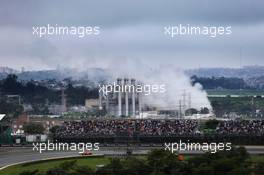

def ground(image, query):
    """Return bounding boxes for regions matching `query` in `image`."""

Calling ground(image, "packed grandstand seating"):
[56,120,199,137]
[55,119,264,138]
[216,120,264,136]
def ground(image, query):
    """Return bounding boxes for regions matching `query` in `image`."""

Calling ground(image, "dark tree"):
[23,123,45,134]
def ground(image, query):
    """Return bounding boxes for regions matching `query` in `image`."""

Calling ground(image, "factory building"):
[99,78,142,117]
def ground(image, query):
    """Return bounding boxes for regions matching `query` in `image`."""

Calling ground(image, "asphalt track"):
[0,146,264,168]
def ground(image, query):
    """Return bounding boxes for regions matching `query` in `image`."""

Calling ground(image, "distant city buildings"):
[85,99,100,109]
[11,113,64,136]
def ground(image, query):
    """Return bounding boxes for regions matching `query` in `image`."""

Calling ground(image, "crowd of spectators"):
[216,120,264,136]
[55,119,264,138]
[137,120,198,136]
[56,119,199,138]
[56,120,133,137]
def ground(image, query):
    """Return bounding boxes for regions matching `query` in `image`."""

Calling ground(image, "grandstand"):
[55,119,264,145]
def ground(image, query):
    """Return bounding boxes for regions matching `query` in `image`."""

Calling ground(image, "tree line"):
[18,147,264,175]
[191,76,249,89]
[0,74,98,115]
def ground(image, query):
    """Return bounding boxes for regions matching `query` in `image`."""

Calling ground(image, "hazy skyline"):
[0,0,264,70]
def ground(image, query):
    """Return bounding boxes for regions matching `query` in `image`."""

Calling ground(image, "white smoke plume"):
[107,57,211,110]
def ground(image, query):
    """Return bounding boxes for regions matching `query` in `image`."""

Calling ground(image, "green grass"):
[0,156,110,175]
[1,155,264,175]
[206,89,264,96]
[249,155,264,163]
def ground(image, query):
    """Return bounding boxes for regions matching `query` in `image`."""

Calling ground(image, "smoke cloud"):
[105,57,211,110]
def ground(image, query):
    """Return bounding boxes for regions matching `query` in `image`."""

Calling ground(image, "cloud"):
[1,1,264,27]
[2,1,263,109]
[0,0,263,70]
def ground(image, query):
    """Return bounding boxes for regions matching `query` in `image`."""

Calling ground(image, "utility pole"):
[179,100,182,118]
[188,92,191,109]
[182,90,186,116]
[61,89,67,113]
[251,96,255,118]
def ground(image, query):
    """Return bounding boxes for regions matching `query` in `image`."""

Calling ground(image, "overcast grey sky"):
[0,0,264,70]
